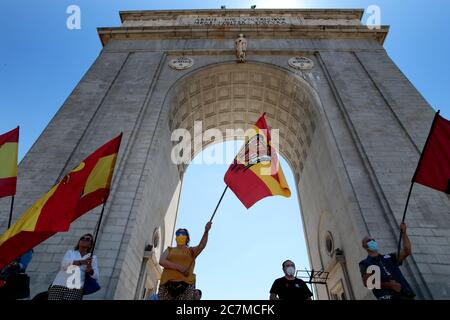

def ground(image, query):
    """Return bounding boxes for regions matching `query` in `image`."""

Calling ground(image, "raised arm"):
[192,222,212,257]
[398,223,412,264]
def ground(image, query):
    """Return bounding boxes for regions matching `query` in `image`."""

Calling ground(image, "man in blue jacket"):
[359,223,415,300]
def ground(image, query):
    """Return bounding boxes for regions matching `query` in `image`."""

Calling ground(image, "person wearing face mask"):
[269,260,313,300]
[158,222,212,300]
[359,222,415,300]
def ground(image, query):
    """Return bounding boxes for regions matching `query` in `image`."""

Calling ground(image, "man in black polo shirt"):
[359,223,415,300]
[269,260,313,300]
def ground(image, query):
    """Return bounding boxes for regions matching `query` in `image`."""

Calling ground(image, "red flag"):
[413,111,450,193]
[224,113,291,209]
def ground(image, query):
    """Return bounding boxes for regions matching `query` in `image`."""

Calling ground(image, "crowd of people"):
[154,221,415,300]
[0,221,415,300]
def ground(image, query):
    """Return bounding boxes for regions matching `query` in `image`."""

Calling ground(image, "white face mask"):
[286,266,296,276]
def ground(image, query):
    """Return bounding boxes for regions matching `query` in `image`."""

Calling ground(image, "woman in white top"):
[48,233,99,300]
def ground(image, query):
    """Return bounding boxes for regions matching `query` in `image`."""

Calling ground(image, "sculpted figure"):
[235,34,247,63]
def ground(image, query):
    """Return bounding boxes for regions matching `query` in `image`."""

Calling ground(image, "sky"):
[0,0,449,299]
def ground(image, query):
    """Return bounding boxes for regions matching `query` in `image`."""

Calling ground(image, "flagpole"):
[396,183,414,258]
[91,201,107,257]
[7,196,15,229]
[89,133,123,257]
[209,186,228,222]
[175,185,229,275]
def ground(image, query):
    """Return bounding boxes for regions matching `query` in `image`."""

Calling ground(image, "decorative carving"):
[288,56,314,70]
[169,57,194,70]
[191,16,294,26]
[235,34,247,63]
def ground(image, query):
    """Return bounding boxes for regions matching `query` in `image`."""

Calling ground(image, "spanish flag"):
[0,134,122,269]
[224,113,291,209]
[75,134,122,218]
[0,127,19,199]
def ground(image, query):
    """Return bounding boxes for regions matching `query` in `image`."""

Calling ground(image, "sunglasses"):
[176,231,188,236]
[80,236,92,241]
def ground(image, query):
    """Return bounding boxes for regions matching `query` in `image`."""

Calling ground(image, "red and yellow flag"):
[224,113,291,209]
[0,127,19,199]
[0,133,122,269]
[75,135,121,218]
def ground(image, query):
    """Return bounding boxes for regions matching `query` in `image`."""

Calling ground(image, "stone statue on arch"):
[235,33,247,63]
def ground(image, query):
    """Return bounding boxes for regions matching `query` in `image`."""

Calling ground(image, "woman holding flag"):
[156,113,290,300]
[48,233,99,300]
[158,222,212,300]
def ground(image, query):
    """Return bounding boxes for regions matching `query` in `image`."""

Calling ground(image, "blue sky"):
[1,1,449,299]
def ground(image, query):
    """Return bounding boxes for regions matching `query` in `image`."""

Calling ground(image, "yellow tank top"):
[160,247,196,285]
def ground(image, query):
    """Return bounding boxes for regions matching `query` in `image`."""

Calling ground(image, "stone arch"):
[163,61,323,183]
[153,61,335,297]
[10,8,446,300]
